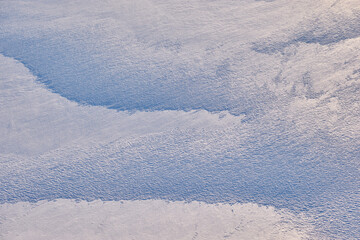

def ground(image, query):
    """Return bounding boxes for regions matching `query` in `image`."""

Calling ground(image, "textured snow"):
[0,48,358,240]
[1,0,360,116]
[1,0,360,239]
[0,199,313,240]
[0,55,236,155]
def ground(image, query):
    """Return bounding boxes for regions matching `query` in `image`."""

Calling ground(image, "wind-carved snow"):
[0,199,313,240]
[1,0,359,117]
[1,0,360,239]
[253,0,360,53]
[0,53,358,239]
[0,55,238,155]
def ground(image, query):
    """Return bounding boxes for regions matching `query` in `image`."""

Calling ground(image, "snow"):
[1,0,359,239]
[0,199,312,240]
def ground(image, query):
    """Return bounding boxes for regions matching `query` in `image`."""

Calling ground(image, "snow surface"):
[1,0,360,239]
[0,199,312,240]
[1,0,360,116]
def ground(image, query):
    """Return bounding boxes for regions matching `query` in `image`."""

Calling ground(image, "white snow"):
[1,0,360,239]
[0,199,312,240]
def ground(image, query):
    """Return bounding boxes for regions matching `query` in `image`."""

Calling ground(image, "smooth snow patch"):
[0,199,313,240]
